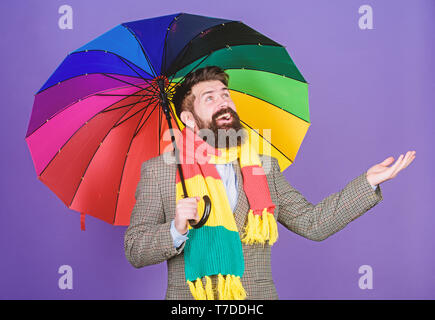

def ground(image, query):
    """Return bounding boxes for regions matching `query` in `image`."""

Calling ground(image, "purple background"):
[1,0,433,299]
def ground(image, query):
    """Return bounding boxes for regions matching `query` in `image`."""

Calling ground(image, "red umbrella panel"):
[26,76,178,228]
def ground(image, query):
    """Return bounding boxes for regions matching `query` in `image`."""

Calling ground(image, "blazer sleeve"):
[124,160,185,268]
[271,157,383,241]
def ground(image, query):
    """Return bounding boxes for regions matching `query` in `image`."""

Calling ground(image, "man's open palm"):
[366,150,416,187]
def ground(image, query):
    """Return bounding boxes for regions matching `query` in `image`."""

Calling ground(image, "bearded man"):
[124,66,415,300]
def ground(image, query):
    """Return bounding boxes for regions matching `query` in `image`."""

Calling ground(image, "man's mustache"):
[212,108,239,122]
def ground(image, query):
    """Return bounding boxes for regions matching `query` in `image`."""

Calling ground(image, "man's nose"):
[217,97,229,109]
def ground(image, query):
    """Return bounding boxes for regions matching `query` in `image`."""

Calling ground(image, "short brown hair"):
[172,66,229,125]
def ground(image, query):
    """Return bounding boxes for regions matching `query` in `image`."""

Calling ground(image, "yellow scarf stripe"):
[176,175,239,232]
[208,139,262,168]
[242,208,278,246]
[187,274,247,300]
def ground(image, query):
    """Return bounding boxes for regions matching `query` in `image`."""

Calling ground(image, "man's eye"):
[206,96,213,101]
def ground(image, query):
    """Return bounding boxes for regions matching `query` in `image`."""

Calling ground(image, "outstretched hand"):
[366,150,416,187]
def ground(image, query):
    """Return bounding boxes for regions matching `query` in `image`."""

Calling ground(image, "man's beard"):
[192,107,247,149]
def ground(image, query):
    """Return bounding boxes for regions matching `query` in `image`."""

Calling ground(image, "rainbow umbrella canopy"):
[25,13,310,229]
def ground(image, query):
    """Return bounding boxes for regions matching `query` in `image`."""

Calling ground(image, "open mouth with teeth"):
[215,112,232,123]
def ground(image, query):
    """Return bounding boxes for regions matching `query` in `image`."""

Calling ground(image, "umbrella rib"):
[37,88,148,199]
[166,34,199,85]
[94,79,155,96]
[158,97,161,155]
[101,73,150,91]
[121,25,157,77]
[67,103,137,208]
[239,119,294,163]
[164,21,238,77]
[112,96,150,225]
[163,21,282,77]
[95,93,150,97]
[100,95,155,113]
[68,93,152,208]
[71,49,156,79]
[36,73,144,96]
[161,13,183,75]
[224,65,308,85]
[166,43,307,87]
[132,100,160,139]
[117,54,155,84]
[95,83,157,96]
[114,96,158,128]
[229,88,310,124]
[36,48,159,95]
[166,42,197,86]
[167,52,213,94]
[28,84,153,139]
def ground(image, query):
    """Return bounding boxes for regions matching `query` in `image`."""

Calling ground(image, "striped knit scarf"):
[175,127,278,300]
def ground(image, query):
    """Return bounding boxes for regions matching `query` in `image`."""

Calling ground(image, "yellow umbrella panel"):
[170,68,310,172]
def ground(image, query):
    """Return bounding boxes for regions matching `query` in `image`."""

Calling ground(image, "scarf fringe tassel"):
[242,208,278,246]
[187,274,247,300]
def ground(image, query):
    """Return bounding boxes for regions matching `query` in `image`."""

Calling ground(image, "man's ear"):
[180,110,195,128]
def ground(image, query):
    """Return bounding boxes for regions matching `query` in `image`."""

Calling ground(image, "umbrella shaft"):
[157,80,189,199]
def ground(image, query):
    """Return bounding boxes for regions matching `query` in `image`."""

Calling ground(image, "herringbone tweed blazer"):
[124,151,383,300]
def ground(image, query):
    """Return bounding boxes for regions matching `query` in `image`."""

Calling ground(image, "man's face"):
[181,80,246,149]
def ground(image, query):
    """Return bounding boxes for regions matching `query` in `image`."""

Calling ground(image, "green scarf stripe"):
[184,226,245,282]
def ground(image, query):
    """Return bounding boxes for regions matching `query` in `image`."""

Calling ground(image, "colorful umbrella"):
[25,13,310,229]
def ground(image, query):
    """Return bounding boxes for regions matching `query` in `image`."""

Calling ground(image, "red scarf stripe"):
[240,165,276,216]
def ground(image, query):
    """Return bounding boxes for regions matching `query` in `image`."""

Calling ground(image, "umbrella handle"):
[188,195,211,229]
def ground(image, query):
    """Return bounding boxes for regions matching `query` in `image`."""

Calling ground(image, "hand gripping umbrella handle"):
[177,163,212,229]
[188,195,211,229]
